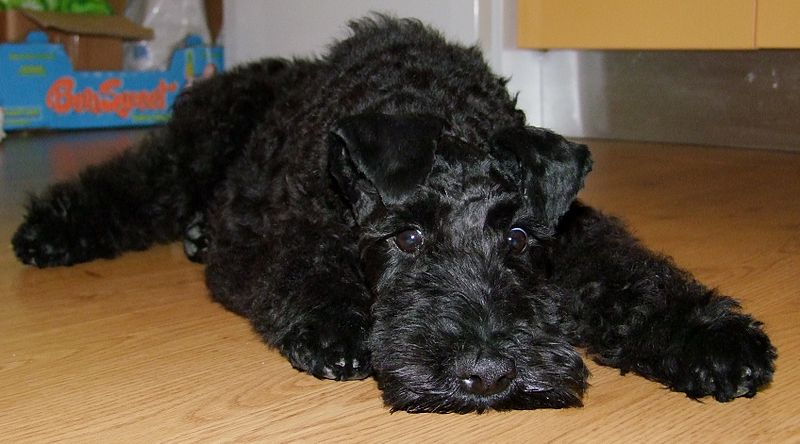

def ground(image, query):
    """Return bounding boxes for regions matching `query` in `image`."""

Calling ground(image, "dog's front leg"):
[205,216,373,381]
[552,202,775,401]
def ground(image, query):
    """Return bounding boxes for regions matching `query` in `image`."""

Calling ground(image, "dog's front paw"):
[13,215,80,267]
[278,312,372,381]
[674,315,776,402]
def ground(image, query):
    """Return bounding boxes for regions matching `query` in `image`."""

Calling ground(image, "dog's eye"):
[395,229,424,253]
[505,227,528,254]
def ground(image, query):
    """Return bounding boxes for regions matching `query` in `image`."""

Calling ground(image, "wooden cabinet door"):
[756,0,800,48]
[517,0,756,49]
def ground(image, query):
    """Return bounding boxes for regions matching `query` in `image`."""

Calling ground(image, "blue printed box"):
[1,32,223,130]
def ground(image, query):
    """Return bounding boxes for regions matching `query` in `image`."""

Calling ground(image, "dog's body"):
[13,17,775,413]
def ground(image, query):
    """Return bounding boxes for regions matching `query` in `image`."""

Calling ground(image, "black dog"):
[12,17,775,413]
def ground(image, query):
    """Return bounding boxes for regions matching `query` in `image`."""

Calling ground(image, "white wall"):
[222,0,544,124]
[223,0,479,64]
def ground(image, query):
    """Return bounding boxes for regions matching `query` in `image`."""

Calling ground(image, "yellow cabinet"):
[518,0,800,49]
[757,0,800,48]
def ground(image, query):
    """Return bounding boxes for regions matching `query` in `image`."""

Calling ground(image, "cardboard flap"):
[20,9,153,40]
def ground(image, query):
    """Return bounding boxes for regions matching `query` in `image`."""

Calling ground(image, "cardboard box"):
[0,32,223,130]
[0,8,39,41]
[0,9,153,70]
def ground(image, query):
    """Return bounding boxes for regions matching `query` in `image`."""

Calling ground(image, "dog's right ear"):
[328,113,445,224]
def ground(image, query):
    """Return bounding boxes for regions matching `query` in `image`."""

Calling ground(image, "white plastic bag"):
[0,107,6,142]
[123,0,211,71]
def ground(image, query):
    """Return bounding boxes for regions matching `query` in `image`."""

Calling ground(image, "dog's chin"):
[377,376,586,414]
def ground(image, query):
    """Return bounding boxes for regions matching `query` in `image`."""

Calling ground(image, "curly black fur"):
[12,16,775,413]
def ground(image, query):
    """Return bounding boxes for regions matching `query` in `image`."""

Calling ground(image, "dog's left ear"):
[491,126,592,228]
[328,113,445,223]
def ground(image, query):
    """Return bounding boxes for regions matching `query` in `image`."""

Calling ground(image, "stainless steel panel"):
[541,50,800,151]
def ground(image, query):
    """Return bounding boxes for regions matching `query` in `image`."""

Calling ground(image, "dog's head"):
[328,113,591,413]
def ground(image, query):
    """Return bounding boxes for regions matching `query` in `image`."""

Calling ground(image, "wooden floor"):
[1,129,798,442]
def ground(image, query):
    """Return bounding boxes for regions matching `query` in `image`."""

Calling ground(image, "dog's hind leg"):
[552,202,776,402]
[182,212,209,263]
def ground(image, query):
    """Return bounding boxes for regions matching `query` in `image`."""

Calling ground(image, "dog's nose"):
[458,356,517,396]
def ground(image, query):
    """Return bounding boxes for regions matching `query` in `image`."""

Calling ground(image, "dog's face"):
[329,113,592,413]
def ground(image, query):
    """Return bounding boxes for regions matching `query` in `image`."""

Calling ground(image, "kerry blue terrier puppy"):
[12,16,775,413]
